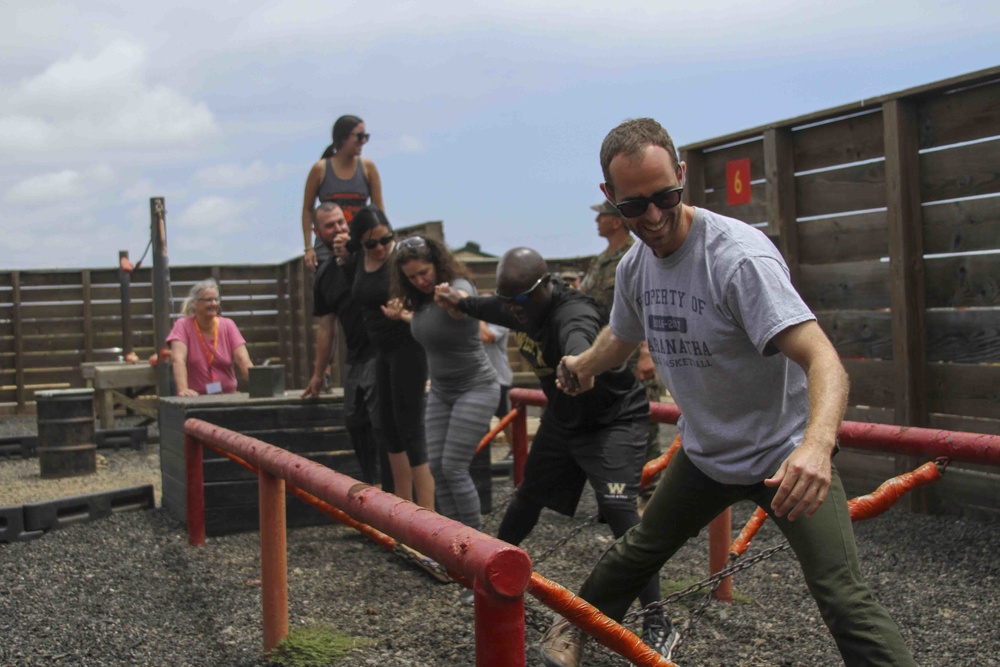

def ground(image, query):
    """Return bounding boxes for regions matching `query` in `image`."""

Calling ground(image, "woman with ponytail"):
[301,114,384,269]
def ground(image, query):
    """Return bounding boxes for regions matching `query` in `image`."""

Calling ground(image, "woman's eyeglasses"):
[197,297,220,303]
[613,186,684,218]
[354,132,371,143]
[363,234,394,250]
[496,275,546,304]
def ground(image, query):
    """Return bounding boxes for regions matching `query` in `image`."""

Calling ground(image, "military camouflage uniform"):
[581,236,665,501]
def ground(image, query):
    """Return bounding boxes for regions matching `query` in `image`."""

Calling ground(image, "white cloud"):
[0,40,216,159]
[4,165,116,205]
[193,160,272,189]
[174,196,253,234]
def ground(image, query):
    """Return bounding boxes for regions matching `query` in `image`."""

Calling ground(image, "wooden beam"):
[884,99,928,426]
[119,250,133,355]
[12,272,25,413]
[82,270,94,363]
[151,197,172,398]
[884,98,930,512]
[763,128,800,286]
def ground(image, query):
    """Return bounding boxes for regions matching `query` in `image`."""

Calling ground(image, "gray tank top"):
[319,158,370,224]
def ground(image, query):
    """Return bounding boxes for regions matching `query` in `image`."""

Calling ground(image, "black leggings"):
[374,336,428,466]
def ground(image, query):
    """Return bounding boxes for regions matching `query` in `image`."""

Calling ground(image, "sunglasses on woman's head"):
[363,234,394,250]
[496,274,546,304]
[613,186,684,218]
[397,236,429,253]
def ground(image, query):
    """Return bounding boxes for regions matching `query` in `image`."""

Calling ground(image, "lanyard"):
[194,317,219,381]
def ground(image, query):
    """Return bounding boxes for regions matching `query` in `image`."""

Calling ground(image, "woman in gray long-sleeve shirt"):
[385,236,499,533]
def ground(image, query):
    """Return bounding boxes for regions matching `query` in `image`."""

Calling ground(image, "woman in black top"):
[349,206,433,509]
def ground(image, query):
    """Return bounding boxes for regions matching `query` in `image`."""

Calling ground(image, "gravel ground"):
[2,416,999,666]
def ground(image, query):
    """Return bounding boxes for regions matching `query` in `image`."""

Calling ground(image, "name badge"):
[205,381,223,395]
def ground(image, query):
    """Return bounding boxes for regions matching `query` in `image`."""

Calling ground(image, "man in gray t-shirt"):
[539,118,915,667]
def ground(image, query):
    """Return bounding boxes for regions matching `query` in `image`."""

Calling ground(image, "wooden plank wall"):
[679,66,1000,437]
[0,259,312,414]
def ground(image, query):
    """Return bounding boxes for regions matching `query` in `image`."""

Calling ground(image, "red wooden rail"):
[183,418,533,666]
[507,388,1000,606]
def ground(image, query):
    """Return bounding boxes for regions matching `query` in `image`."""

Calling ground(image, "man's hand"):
[331,232,350,265]
[636,342,657,381]
[556,355,595,395]
[764,438,833,521]
[434,283,462,309]
[178,388,199,397]
[301,375,323,399]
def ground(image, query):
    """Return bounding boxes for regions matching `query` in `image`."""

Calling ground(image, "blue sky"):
[2,1,998,270]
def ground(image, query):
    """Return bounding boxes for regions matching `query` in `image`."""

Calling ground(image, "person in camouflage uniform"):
[580,200,665,510]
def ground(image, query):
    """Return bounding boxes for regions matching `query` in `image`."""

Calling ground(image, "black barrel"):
[36,388,97,478]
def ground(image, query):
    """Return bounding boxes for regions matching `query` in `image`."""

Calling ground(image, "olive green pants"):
[577,448,916,666]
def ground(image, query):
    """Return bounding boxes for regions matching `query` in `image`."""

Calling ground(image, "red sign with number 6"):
[726,158,752,206]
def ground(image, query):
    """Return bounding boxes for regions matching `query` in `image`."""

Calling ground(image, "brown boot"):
[539,617,585,667]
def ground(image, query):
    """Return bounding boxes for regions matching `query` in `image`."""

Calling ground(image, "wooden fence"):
[677,65,1000,437]
[0,220,554,415]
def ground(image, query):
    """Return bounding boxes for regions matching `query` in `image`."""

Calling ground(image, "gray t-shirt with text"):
[610,208,815,484]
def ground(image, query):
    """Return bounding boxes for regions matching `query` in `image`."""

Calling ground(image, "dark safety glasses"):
[497,275,546,304]
[613,186,684,218]
[363,233,394,250]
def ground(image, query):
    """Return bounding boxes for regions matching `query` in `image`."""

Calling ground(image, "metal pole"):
[184,433,205,546]
[150,197,172,398]
[511,401,528,486]
[474,580,526,667]
[118,250,133,355]
[259,469,289,653]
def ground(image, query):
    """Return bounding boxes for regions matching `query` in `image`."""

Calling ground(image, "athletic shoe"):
[539,617,584,667]
[641,615,679,661]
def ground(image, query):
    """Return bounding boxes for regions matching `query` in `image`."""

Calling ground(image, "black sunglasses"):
[613,186,684,218]
[354,132,371,143]
[497,274,546,305]
[363,233,394,250]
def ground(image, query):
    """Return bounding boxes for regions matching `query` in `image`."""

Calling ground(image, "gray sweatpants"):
[425,381,500,530]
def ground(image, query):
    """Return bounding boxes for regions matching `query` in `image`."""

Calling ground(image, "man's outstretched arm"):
[559,326,640,394]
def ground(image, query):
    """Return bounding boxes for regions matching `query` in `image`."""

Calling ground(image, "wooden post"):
[12,271,25,413]
[884,98,929,511]
[118,250,133,356]
[258,468,289,653]
[763,128,801,287]
[82,270,94,364]
[709,511,733,602]
[184,433,206,546]
[151,198,172,398]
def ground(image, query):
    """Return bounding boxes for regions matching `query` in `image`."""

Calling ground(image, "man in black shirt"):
[302,202,387,489]
[434,247,674,660]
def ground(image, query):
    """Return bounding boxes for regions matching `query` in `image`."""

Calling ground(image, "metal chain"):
[530,513,600,567]
[622,541,792,624]
[395,543,453,583]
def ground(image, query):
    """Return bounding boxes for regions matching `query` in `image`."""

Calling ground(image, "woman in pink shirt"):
[166,279,253,396]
